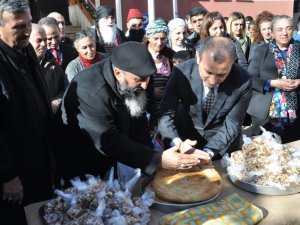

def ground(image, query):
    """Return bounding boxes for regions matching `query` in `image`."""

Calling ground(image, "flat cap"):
[111,42,156,77]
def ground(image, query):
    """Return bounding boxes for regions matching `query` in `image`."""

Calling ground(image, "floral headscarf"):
[145,19,169,37]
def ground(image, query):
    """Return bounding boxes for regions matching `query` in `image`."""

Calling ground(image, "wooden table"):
[25,141,300,225]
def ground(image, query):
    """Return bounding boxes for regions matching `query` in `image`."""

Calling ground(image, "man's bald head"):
[48,12,62,18]
[47,12,65,37]
[196,37,236,88]
[30,23,47,60]
[197,36,236,64]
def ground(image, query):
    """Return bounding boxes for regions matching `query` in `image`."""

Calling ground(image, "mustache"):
[120,87,144,98]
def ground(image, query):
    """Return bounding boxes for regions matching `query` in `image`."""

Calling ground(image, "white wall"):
[68,4,92,30]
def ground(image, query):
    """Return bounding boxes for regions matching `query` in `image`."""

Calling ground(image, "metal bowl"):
[228,173,300,195]
[140,176,220,213]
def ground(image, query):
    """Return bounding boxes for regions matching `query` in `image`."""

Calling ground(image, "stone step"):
[65,25,81,33]
[65,25,81,40]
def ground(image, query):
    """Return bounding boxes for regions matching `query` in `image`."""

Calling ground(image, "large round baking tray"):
[140,176,220,213]
[228,173,300,195]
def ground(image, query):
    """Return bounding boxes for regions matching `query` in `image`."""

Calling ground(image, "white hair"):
[99,23,117,44]
[125,91,147,118]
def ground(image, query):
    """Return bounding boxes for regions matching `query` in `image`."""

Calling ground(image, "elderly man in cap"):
[126,8,145,42]
[58,42,210,183]
[90,5,126,53]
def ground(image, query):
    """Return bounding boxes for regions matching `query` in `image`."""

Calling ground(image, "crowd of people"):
[1,0,300,224]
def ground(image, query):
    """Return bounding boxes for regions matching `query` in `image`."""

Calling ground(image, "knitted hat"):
[145,19,169,37]
[168,18,186,34]
[95,6,114,21]
[111,42,156,77]
[127,8,143,22]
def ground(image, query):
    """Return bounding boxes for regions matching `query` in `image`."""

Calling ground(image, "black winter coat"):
[0,40,52,204]
[59,58,162,180]
[41,51,66,100]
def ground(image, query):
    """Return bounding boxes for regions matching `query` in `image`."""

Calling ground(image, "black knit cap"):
[189,7,207,17]
[111,42,156,77]
[95,6,115,21]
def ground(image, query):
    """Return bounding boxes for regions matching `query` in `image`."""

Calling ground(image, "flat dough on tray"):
[152,167,221,203]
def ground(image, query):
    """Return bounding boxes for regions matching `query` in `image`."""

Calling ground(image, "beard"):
[128,28,145,42]
[99,24,117,44]
[118,83,147,118]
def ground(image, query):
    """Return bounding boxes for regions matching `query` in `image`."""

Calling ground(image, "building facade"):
[31,0,297,30]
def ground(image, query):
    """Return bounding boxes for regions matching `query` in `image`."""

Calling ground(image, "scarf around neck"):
[268,38,300,127]
[79,54,101,68]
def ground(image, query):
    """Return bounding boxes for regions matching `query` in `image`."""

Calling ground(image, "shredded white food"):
[228,133,300,187]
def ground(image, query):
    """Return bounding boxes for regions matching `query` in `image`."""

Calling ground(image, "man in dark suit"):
[58,42,210,183]
[38,17,77,71]
[47,11,74,46]
[29,23,65,114]
[158,36,252,159]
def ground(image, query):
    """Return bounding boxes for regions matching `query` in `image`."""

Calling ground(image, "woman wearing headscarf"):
[247,15,300,143]
[65,30,108,82]
[143,19,175,129]
[167,18,195,56]
[198,11,248,69]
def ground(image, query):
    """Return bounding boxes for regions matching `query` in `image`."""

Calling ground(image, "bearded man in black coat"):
[58,42,210,182]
